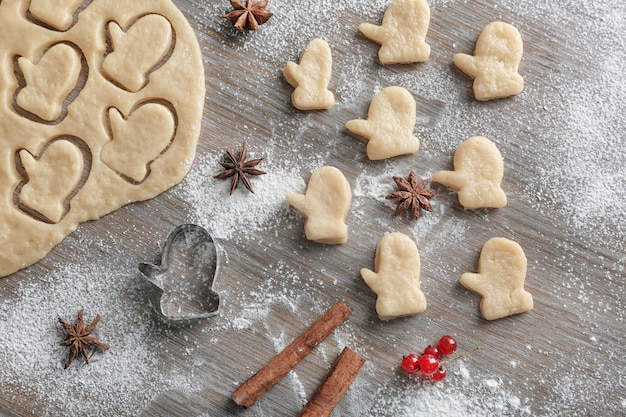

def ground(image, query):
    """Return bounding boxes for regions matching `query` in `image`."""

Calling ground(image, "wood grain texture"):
[1,0,625,416]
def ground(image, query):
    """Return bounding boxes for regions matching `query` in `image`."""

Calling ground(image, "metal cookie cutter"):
[139,224,222,320]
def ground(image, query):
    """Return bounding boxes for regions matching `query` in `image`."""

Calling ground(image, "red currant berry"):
[431,366,447,381]
[401,354,420,374]
[437,335,457,355]
[418,353,439,376]
[423,345,440,358]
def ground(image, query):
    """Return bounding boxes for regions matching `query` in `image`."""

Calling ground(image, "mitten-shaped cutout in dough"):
[102,14,173,92]
[18,139,84,224]
[360,232,426,320]
[0,0,205,278]
[454,22,524,101]
[17,43,82,121]
[101,102,175,183]
[29,0,83,30]
[283,38,335,110]
[359,0,431,64]
[346,86,420,160]
[286,166,351,244]
[432,136,507,209]
[461,237,533,320]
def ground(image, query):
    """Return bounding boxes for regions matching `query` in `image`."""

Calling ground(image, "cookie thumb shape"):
[359,23,384,44]
[18,149,37,174]
[432,170,465,191]
[459,272,481,290]
[17,57,34,80]
[285,193,308,216]
[345,119,371,139]
[108,21,125,49]
[283,61,301,85]
[453,53,479,78]
[360,268,379,289]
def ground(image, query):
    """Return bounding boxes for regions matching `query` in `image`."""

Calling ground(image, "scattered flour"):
[1,0,624,416]
[176,151,305,241]
[0,254,198,416]
[368,367,530,417]
[231,317,252,330]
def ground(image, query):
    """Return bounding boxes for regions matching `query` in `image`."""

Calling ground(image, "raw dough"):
[454,21,524,101]
[460,237,533,320]
[283,38,335,110]
[17,43,81,121]
[359,0,431,64]
[100,103,176,183]
[102,14,173,93]
[0,0,205,277]
[286,166,351,244]
[18,139,84,224]
[346,86,420,160]
[360,232,426,320]
[29,0,84,31]
[432,136,507,209]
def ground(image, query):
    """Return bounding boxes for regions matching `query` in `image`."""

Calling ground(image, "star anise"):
[224,0,273,31]
[214,142,266,194]
[386,171,436,220]
[58,309,109,369]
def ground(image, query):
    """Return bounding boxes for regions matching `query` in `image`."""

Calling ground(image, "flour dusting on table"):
[1,0,625,416]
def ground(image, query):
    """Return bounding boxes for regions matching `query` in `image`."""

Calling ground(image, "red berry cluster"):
[401,335,457,381]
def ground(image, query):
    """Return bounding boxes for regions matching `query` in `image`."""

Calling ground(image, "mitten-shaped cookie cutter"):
[139,224,222,320]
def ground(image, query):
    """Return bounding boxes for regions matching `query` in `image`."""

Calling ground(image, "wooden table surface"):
[1,0,625,416]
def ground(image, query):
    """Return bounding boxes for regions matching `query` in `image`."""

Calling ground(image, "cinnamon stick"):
[232,301,352,408]
[298,346,365,417]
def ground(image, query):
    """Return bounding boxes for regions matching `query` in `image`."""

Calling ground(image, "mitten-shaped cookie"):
[432,136,507,209]
[18,139,84,223]
[359,0,431,64]
[283,38,335,110]
[101,103,175,183]
[454,22,523,101]
[17,43,81,121]
[286,166,351,244]
[102,15,173,92]
[346,86,420,160]
[360,232,426,320]
[461,237,533,320]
